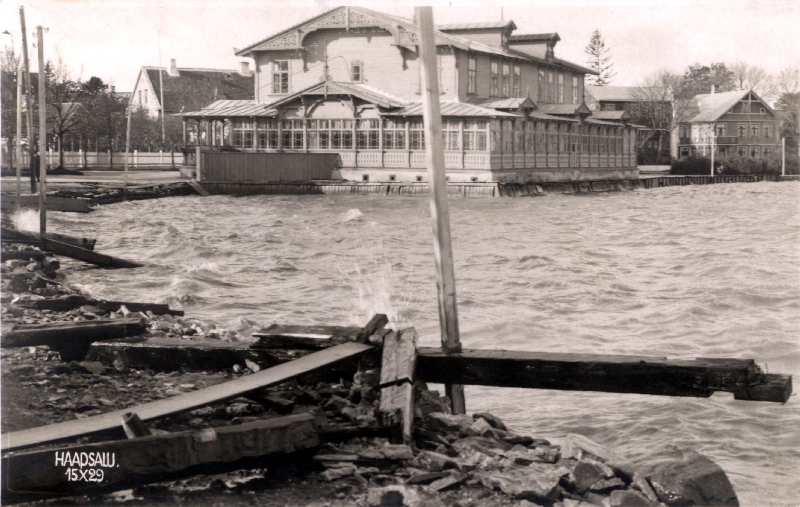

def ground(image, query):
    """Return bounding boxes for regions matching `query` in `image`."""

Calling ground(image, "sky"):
[1,0,798,93]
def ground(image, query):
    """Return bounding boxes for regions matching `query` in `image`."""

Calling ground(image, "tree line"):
[1,50,183,170]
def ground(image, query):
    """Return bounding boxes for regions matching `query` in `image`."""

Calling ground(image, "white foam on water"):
[11,209,40,232]
[342,208,363,222]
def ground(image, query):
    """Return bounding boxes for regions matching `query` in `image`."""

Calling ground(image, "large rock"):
[366,485,446,507]
[609,489,658,507]
[476,463,569,502]
[573,458,616,492]
[452,436,512,458]
[562,434,636,479]
[472,412,508,431]
[425,412,473,434]
[637,448,739,507]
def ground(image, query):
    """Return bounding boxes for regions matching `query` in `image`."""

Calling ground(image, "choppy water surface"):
[43,182,799,506]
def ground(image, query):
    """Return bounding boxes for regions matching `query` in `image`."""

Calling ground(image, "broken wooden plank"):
[85,337,284,373]
[252,313,388,349]
[17,295,184,315]
[1,226,95,250]
[1,227,143,268]
[188,178,211,196]
[733,373,793,403]
[1,413,318,499]
[379,329,417,444]
[1,342,372,452]
[1,194,92,213]
[415,348,790,403]
[1,317,147,361]
[120,412,151,439]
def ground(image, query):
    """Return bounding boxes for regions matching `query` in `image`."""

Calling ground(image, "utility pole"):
[710,125,715,177]
[37,25,47,239]
[19,7,35,194]
[124,104,132,198]
[158,29,165,145]
[16,57,23,207]
[782,137,785,177]
[416,6,466,415]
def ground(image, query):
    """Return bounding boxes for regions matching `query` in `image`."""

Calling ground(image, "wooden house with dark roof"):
[130,59,254,118]
[178,6,639,183]
[677,89,780,159]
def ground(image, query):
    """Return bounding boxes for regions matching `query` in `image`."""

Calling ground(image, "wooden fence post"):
[416,6,466,414]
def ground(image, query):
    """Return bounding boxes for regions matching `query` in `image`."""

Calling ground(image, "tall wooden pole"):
[19,7,35,194]
[16,57,23,207]
[37,26,47,240]
[416,6,466,415]
[124,105,132,198]
[710,126,715,177]
[782,137,786,177]
[158,29,165,145]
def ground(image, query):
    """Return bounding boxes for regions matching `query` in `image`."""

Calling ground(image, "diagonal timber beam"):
[1,342,372,452]
[415,348,791,403]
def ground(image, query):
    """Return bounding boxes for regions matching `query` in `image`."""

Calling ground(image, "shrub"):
[670,156,717,175]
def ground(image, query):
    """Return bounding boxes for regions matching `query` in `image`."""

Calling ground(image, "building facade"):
[678,90,780,159]
[179,7,639,183]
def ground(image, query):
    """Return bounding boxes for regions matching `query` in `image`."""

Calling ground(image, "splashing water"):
[342,208,363,222]
[11,209,39,232]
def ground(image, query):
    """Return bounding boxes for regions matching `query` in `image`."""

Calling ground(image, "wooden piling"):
[416,6,466,415]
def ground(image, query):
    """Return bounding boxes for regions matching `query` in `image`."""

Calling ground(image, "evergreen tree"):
[584,29,616,86]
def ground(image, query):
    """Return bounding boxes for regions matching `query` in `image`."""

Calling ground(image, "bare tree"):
[631,70,695,160]
[1,47,22,164]
[43,58,86,169]
[730,61,775,101]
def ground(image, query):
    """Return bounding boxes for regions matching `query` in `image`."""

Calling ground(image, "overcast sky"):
[1,0,798,93]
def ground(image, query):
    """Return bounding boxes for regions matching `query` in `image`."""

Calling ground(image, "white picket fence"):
[2,149,184,169]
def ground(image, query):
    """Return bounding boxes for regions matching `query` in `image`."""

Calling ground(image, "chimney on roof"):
[711,84,715,95]
[169,58,178,77]
[239,61,250,76]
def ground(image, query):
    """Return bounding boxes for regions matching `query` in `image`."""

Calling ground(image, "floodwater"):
[27,181,800,506]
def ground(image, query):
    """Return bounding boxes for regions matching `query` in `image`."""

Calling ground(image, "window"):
[604,104,615,111]
[760,107,765,114]
[144,90,148,105]
[716,124,726,137]
[232,119,254,149]
[503,120,514,152]
[751,146,759,158]
[763,124,771,138]
[514,120,525,152]
[138,90,142,105]
[525,122,536,152]
[537,122,547,152]
[257,119,279,149]
[572,76,578,104]
[764,147,772,157]
[389,175,396,181]
[679,124,689,139]
[558,73,564,104]
[548,123,558,152]
[272,61,289,94]
[409,120,425,150]
[538,69,544,103]
[307,120,331,149]
[464,120,487,151]
[490,120,500,151]
[737,124,746,137]
[501,63,510,97]
[351,61,363,83]
[383,119,406,150]
[362,174,369,182]
[471,176,479,182]
[547,72,554,102]
[737,146,746,156]
[330,120,354,149]
[490,61,499,96]
[281,119,303,149]
[416,175,423,182]
[750,124,759,138]
[513,65,521,97]
[468,56,477,94]
[356,119,379,150]
[443,120,461,150]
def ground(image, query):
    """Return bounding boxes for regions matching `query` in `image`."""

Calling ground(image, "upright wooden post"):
[124,105,132,198]
[15,57,23,208]
[416,6,466,415]
[782,137,786,177]
[37,26,47,240]
[20,7,35,194]
[710,126,715,177]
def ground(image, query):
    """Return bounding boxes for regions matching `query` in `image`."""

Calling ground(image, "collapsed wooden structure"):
[0,313,791,500]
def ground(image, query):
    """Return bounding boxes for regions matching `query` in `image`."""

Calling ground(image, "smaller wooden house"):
[678,90,780,159]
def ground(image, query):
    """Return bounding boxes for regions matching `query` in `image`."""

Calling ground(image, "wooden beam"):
[378,329,417,444]
[1,227,143,268]
[1,226,95,250]
[1,413,318,499]
[0,195,92,213]
[252,314,388,349]
[415,6,465,415]
[415,348,791,403]
[2,342,372,452]
[18,295,183,315]
[1,317,147,361]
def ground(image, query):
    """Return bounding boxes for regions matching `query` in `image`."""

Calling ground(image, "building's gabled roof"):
[177,100,276,119]
[437,21,517,31]
[537,103,582,115]
[686,89,775,123]
[384,101,520,118]
[236,6,593,76]
[591,110,631,121]
[267,80,408,110]
[509,33,560,43]
[477,97,537,110]
[585,85,638,102]
[143,67,253,113]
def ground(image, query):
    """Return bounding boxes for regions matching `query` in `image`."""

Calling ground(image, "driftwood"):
[415,348,792,403]
[378,328,417,444]
[1,317,147,361]
[1,342,373,452]
[1,413,318,499]
[1,194,92,213]
[252,313,388,349]
[1,227,142,268]
[18,294,184,315]
[1,226,95,250]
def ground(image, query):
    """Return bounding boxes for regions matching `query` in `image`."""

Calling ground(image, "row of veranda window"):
[230,118,633,154]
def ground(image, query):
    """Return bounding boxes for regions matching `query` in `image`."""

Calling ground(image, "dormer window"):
[273,61,289,94]
[352,60,363,83]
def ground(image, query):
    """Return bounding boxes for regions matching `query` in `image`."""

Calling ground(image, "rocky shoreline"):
[1,242,740,506]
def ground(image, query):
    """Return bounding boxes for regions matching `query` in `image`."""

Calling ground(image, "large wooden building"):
[179,7,639,183]
[677,90,780,159]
